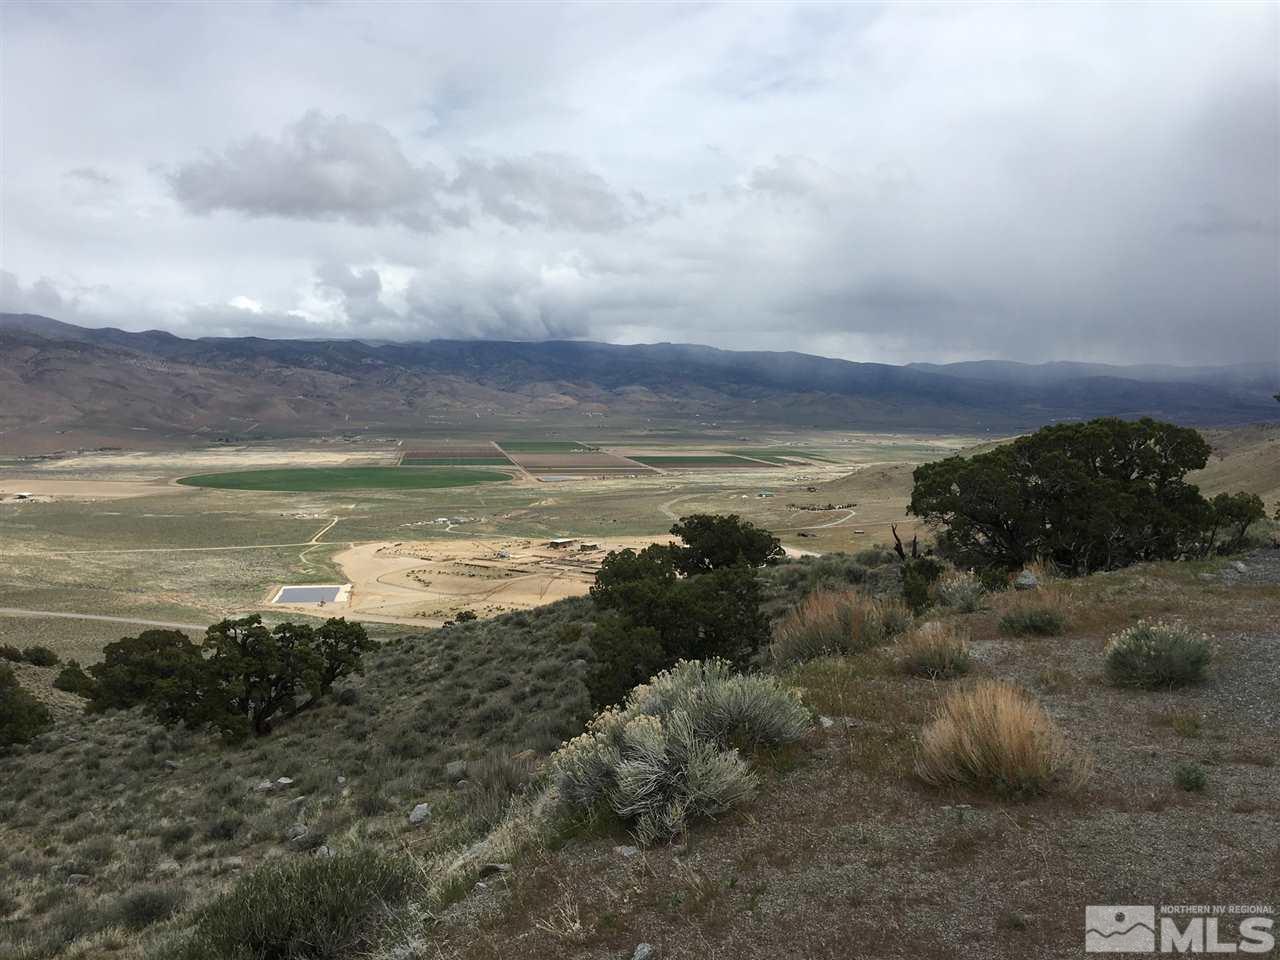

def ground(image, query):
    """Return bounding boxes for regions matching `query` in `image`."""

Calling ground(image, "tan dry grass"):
[896,621,971,679]
[770,590,910,663]
[915,679,1090,799]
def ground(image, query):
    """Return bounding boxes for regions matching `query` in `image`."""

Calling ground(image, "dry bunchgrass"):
[993,583,1072,637]
[770,590,911,664]
[896,622,972,680]
[915,680,1089,799]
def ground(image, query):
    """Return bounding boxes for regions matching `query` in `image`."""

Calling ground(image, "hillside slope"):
[2,314,1276,452]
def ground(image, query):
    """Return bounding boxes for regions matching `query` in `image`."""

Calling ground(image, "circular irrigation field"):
[176,467,512,492]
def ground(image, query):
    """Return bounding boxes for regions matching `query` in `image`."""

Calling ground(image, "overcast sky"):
[1,2,1276,365]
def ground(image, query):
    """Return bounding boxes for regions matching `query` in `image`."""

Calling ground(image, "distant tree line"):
[909,417,1266,575]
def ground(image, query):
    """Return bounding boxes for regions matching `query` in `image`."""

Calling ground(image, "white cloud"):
[1,1,1276,364]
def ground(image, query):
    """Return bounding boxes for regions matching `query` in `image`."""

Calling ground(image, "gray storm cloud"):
[168,112,449,229]
[168,113,639,234]
[1,2,1276,364]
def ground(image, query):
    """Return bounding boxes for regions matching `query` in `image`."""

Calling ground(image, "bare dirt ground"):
[21,443,399,479]
[289,536,670,625]
[0,477,193,500]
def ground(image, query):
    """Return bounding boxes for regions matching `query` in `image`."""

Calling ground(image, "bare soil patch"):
[0,477,192,500]
[313,535,669,625]
[506,452,651,473]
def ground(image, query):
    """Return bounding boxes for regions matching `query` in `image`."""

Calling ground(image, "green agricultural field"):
[176,467,512,492]
[400,457,512,466]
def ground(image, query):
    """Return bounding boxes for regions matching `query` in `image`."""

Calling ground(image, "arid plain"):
[0,431,981,659]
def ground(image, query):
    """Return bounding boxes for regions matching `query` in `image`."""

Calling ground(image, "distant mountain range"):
[1,313,1275,452]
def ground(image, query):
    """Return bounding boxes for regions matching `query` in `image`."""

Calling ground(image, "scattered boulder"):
[1013,570,1039,591]
[633,945,655,960]
[1233,561,1249,573]
[445,760,467,781]
[614,845,641,859]
[254,780,274,792]
[818,716,835,730]
[409,803,432,826]
[65,874,91,886]
[285,823,308,842]
[276,777,295,787]
[313,845,335,859]
[163,760,180,771]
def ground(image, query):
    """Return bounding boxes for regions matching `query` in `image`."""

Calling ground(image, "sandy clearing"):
[0,477,194,500]
[300,535,670,627]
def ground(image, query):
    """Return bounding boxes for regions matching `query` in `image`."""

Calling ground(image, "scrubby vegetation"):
[85,617,376,740]
[915,680,1088,799]
[900,556,944,614]
[52,660,96,697]
[0,664,53,749]
[162,849,412,960]
[1173,762,1208,793]
[998,605,1067,637]
[19,646,60,668]
[896,622,972,679]
[1104,621,1211,688]
[769,590,911,664]
[552,660,810,844]
[2,479,1274,957]
[934,570,986,612]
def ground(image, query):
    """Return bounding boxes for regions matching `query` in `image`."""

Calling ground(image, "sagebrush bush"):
[897,622,971,680]
[1104,621,1210,689]
[167,848,411,960]
[628,659,812,747]
[0,645,21,663]
[1174,762,1207,793]
[916,680,1088,799]
[934,571,986,612]
[551,659,809,844]
[770,591,911,664]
